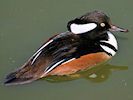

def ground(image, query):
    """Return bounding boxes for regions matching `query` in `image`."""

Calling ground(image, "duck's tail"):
[4,70,34,86]
[4,59,47,86]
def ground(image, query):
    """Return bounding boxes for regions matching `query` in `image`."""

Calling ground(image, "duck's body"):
[4,11,128,85]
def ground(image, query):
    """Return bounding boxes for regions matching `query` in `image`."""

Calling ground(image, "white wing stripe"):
[44,58,76,74]
[31,39,54,65]
[62,58,76,65]
[45,59,65,74]
[31,50,42,65]
[32,39,53,58]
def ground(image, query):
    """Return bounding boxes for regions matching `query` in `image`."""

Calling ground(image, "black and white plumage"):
[4,10,128,85]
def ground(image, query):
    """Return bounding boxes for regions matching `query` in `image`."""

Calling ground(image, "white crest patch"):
[70,23,97,34]
[100,31,118,56]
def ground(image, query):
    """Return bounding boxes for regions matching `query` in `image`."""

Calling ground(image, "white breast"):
[100,31,118,56]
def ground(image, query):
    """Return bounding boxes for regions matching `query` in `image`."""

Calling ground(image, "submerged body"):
[4,11,128,85]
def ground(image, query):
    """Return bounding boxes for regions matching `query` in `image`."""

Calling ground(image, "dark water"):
[0,0,133,100]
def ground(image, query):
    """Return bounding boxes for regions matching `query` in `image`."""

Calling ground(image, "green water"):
[0,0,133,100]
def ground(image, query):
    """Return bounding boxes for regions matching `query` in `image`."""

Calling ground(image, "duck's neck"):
[100,31,118,56]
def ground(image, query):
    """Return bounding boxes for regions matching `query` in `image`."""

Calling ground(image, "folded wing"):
[4,32,79,85]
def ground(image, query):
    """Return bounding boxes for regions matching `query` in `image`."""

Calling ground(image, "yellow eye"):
[100,23,105,27]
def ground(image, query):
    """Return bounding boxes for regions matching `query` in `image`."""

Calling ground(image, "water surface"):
[0,0,133,100]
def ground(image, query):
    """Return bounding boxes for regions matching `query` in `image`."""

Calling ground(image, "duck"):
[4,10,128,85]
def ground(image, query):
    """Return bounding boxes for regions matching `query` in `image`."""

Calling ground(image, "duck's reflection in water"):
[39,61,128,83]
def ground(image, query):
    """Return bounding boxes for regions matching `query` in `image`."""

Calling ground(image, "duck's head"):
[67,10,128,39]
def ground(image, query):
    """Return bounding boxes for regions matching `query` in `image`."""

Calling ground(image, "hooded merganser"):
[4,10,128,85]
